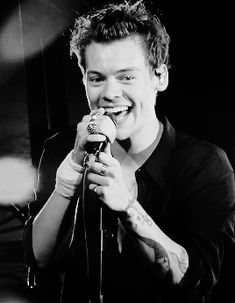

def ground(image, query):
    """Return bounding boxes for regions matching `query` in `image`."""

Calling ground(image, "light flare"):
[0,0,71,63]
[0,156,37,206]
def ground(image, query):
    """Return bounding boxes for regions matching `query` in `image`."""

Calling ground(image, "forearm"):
[32,149,85,267]
[122,200,189,284]
[32,190,72,267]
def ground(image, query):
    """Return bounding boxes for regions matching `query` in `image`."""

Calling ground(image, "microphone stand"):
[83,112,117,303]
[99,204,104,303]
[83,152,105,303]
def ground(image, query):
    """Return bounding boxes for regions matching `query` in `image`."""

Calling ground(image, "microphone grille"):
[104,112,117,127]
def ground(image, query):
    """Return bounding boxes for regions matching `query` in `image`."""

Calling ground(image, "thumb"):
[90,107,105,116]
[104,142,112,156]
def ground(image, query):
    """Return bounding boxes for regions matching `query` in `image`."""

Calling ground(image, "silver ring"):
[93,185,97,192]
[87,122,97,134]
[100,165,107,176]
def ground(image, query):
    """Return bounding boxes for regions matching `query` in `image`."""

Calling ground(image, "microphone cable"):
[69,113,116,302]
[69,152,91,303]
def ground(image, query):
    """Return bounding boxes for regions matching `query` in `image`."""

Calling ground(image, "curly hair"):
[70,1,170,72]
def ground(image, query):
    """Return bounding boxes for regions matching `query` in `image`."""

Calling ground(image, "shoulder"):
[39,126,77,172]
[33,127,77,204]
[172,130,234,180]
[44,127,77,155]
[166,130,235,213]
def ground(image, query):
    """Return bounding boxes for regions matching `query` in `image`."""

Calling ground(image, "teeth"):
[105,106,129,113]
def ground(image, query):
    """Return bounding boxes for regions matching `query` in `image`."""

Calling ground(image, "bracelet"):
[55,150,84,198]
[69,150,84,173]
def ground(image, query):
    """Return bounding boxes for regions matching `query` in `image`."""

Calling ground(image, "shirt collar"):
[141,117,176,188]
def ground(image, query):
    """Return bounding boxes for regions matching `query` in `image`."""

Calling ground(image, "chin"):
[115,130,131,141]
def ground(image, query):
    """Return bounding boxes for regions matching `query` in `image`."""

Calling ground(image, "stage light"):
[0,0,71,63]
[0,156,37,206]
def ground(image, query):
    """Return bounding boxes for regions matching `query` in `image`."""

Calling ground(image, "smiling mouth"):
[104,106,132,121]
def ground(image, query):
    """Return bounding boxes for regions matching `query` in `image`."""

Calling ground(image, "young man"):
[25,1,235,302]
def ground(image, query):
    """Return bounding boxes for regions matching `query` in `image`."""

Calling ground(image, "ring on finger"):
[87,122,97,134]
[100,165,107,176]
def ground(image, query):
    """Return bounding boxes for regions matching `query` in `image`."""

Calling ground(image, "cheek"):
[86,86,100,107]
[127,83,145,103]
[133,85,154,107]
[137,91,156,115]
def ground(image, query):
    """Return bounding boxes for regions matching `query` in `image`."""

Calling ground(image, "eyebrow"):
[87,70,102,76]
[87,68,140,75]
[117,68,140,73]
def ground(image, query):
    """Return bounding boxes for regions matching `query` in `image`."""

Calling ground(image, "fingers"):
[88,109,116,143]
[89,183,97,191]
[88,161,109,176]
[77,110,115,146]
[87,152,118,175]
[87,172,107,187]
[98,151,119,167]
[80,108,105,125]
[104,142,112,155]
[90,108,105,116]
[87,134,107,143]
[73,107,116,166]
[73,111,107,160]
[87,159,112,186]
[88,183,103,196]
[86,153,119,192]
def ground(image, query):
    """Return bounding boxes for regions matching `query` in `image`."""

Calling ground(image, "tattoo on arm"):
[138,237,189,281]
[125,205,153,231]
[123,205,189,282]
[170,248,188,275]
[138,236,170,272]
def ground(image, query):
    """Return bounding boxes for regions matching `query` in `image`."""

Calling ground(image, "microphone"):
[85,112,117,156]
[80,112,117,302]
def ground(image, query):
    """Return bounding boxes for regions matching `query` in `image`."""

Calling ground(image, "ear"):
[154,64,168,92]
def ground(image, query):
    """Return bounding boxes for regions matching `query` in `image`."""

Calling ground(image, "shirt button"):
[103,229,114,239]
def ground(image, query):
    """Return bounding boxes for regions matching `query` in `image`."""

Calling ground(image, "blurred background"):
[0,0,234,302]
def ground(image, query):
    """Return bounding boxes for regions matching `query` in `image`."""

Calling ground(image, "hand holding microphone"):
[84,110,134,212]
[72,108,117,165]
[85,110,117,156]
[55,108,117,198]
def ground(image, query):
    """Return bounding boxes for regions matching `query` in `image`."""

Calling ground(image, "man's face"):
[83,35,162,141]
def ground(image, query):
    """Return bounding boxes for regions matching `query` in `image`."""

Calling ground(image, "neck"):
[128,116,160,154]
[112,117,161,169]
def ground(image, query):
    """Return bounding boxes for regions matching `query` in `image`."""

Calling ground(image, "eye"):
[87,75,105,86]
[119,74,136,82]
[89,76,104,83]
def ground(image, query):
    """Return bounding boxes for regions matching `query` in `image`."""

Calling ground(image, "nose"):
[101,79,121,102]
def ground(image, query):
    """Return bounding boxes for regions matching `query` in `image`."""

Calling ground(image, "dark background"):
[0,0,234,302]
[1,0,235,167]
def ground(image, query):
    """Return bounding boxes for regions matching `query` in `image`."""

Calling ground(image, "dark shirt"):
[24,118,235,303]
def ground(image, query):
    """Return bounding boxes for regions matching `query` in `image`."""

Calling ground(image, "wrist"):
[71,149,86,167]
[118,198,138,233]
[124,197,136,213]
[69,150,85,172]
[118,197,136,218]
[55,150,84,198]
